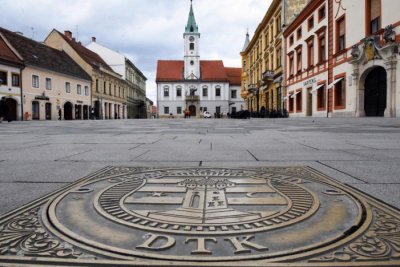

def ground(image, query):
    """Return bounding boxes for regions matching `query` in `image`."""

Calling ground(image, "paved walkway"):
[0,117,399,214]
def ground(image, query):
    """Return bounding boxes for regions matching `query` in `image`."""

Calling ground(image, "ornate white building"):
[156,1,244,118]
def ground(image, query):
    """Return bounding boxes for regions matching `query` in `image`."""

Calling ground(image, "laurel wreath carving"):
[0,207,94,259]
[310,209,400,262]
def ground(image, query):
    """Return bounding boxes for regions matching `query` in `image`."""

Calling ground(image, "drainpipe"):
[20,66,25,121]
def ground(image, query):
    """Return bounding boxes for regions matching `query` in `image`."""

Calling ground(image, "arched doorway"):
[64,102,73,120]
[364,67,387,117]
[5,98,17,121]
[189,105,196,117]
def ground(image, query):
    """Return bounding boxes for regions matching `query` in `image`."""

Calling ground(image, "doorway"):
[45,103,52,120]
[32,101,40,120]
[64,102,73,120]
[189,105,196,117]
[306,88,313,116]
[364,67,387,117]
[5,98,17,121]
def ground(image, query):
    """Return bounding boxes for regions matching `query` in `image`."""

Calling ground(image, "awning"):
[290,91,301,98]
[284,92,293,100]
[328,78,344,88]
[311,84,325,93]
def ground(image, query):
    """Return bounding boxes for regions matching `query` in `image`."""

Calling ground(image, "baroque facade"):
[45,30,128,120]
[241,0,311,114]
[156,1,244,118]
[86,38,147,119]
[283,0,400,117]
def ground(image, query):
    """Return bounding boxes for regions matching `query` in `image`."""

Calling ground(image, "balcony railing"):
[185,95,200,101]
[263,70,275,81]
[248,84,258,93]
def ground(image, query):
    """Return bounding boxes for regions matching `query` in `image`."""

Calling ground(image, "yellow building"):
[241,0,311,114]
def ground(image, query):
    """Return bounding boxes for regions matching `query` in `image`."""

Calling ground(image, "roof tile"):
[0,27,91,81]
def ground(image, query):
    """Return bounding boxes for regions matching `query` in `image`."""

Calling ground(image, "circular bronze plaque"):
[44,168,368,261]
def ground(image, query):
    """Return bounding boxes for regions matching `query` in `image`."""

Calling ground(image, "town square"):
[0,0,400,266]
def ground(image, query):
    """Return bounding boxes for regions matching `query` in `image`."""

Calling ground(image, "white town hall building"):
[156,1,244,118]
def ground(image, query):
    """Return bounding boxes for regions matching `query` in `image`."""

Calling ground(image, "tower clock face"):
[189,36,195,42]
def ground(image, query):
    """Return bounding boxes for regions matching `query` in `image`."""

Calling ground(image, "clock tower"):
[184,0,200,80]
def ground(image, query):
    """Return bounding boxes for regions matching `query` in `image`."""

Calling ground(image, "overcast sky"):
[0,0,272,103]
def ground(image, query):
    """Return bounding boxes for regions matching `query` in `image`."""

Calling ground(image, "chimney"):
[92,37,96,42]
[64,30,72,39]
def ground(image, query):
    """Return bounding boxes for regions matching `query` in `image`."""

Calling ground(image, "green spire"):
[185,0,199,33]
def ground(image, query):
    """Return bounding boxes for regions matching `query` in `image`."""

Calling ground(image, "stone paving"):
[0,117,400,215]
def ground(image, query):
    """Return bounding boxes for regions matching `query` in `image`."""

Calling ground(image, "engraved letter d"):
[136,234,176,251]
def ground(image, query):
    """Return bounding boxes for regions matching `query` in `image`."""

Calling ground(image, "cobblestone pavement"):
[0,117,399,214]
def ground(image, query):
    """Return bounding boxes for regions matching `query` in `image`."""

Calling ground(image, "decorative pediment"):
[186,73,199,80]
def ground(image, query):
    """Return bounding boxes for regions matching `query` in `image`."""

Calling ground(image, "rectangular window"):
[319,36,326,63]
[203,107,208,112]
[308,16,314,31]
[45,78,52,90]
[297,28,302,40]
[289,55,294,76]
[369,0,381,34]
[177,107,182,114]
[317,84,326,109]
[12,73,20,86]
[103,82,106,94]
[296,49,302,74]
[164,106,169,114]
[319,5,326,21]
[334,78,346,108]
[0,71,7,85]
[296,91,302,112]
[276,47,282,68]
[176,88,182,97]
[96,79,99,93]
[232,107,237,113]
[164,87,169,97]
[190,43,195,50]
[77,84,81,95]
[65,82,71,93]
[215,87,221,97]
[114,85,116,97]
[216,106,221,114]
[337,16,346,52]
[276,15,281,34]
[289,35,294,46]
[231,90,237,99]
[85,86,89,96]
[308,42,314,68]
[109,84,112,96]
[32,75,39,88]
